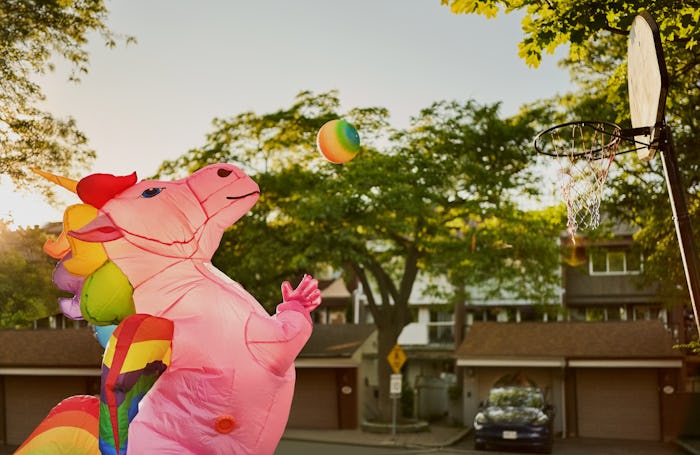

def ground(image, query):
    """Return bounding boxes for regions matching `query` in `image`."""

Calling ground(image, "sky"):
[1,0,572,228]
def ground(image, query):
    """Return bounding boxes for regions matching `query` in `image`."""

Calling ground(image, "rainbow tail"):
[99,314,173,455]
[14,395,100,455]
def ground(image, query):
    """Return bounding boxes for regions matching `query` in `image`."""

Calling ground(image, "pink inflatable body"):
[23,164,320,455]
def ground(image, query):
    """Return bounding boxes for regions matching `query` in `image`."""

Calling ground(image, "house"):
[562,230,700,391]
[394,271,563,423]
[456,320,684,441]
[562,232,672,326]
[388,224,700,437]
[288,323,377,429]
[313,278,353,325]
[0,328,102,446]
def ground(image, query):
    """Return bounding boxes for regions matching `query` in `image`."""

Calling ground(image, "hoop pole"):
[658,124,700,335]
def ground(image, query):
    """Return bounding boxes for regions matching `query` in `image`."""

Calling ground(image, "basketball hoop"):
[534,121,623,238]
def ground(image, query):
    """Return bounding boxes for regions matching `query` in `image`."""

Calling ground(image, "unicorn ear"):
[68,214,124,242]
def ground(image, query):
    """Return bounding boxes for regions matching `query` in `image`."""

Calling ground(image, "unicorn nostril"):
[217,169,233,178]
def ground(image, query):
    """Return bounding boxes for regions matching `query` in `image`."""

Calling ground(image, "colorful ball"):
[317,119,360,164]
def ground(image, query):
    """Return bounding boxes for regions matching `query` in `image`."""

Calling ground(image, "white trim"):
[294,358,358,368]
[0,368,101,376]
[457,358,566,367]
[568,359,682,368]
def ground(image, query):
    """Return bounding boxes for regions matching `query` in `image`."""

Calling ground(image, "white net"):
[535,122,621,238]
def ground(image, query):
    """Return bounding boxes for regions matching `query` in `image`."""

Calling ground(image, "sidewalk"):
[282,423,471,449]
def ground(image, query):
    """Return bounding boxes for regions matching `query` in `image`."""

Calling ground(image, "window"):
[589,248,642,275]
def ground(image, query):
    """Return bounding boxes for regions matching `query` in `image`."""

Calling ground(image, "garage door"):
[5,376,91,445]
[287,368,338,429]
[576,368,659,440]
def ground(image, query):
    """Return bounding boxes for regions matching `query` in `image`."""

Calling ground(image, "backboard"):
[627,11,669,161]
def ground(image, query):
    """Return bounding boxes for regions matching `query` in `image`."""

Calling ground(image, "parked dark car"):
[473,386,554,453]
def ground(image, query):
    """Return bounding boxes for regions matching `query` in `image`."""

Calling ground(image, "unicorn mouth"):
[226,191,260,200]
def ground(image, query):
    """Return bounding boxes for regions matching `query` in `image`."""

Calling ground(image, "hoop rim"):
[533,120,624,158]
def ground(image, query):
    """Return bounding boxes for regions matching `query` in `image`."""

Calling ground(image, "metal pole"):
[391,396,397,436]
[658,124,700,334]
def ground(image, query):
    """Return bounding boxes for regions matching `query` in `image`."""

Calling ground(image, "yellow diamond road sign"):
[387,343,407,373]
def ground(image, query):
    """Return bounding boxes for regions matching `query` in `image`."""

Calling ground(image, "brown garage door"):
[5,376,93,445]
[288,368,338,429]
[576,368,660,440]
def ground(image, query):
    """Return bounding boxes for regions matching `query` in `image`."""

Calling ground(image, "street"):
[2,436,689,455]
[276,440,471,454]
[275,434,687,455]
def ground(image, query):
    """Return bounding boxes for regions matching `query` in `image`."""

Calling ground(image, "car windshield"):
[488,386,543,408]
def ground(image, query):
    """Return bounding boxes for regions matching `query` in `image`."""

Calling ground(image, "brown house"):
[457,320,685,441]
[0,328,102,446]
[289,323,376,430]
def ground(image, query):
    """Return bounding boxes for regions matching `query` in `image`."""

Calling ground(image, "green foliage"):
[675,340,700,354]
[159,91,562,314]
[0,220,63,327]
[440,0,700,70]
[0,0,133,192]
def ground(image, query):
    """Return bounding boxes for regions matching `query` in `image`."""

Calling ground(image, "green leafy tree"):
[157,91,563,420]
[0,0,132,189]
[0,221,63,327]
[442,0,700,326]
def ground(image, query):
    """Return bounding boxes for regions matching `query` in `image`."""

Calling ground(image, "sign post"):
[387,344,407,436]
[390,373,401,436]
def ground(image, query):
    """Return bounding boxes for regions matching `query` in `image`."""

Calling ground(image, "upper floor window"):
[589,248,642,275]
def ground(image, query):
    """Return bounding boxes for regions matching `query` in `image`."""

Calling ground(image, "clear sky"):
[2,0,572,227]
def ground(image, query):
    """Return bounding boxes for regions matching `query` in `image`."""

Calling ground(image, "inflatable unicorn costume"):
[16,164,320,455]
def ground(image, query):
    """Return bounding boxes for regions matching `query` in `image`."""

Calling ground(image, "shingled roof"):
[457,320,682,360]
[299,324,376,358]
[0,323,376,369]
[0,328,104,368]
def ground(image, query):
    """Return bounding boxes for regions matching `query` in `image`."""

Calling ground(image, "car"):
[473,385,554,453]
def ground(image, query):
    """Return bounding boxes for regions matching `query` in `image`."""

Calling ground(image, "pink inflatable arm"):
[245,275,320,376]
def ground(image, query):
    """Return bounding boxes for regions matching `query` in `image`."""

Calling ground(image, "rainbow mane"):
[44,185,136,328]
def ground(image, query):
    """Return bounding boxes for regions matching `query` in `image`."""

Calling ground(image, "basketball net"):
[540,123,621,239]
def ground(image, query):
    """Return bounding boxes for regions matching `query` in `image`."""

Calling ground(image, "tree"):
[0,0,131,190]
[442,0,700,321]
[157,90,563,420]
[0,220,63,327]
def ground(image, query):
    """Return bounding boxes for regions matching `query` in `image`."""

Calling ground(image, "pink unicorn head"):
[69,163,260,261]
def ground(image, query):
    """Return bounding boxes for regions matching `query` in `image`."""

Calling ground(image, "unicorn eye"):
[141,187,164,198]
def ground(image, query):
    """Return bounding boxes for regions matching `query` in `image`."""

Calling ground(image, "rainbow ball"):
[316,119,360,164]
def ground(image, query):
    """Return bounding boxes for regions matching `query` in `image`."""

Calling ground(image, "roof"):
[457,321,682,360]
[320,278,352,299]
[319,278,352,308]
[299,324,376,358]
[0,323,377,367]
[0,329,103,367]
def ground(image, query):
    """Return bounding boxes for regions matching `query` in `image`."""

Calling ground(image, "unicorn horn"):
[31,168,78,193]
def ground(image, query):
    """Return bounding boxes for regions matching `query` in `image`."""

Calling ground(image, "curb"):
[281,426,472,450]
[423,427,472,448]
[676,439,700,455]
